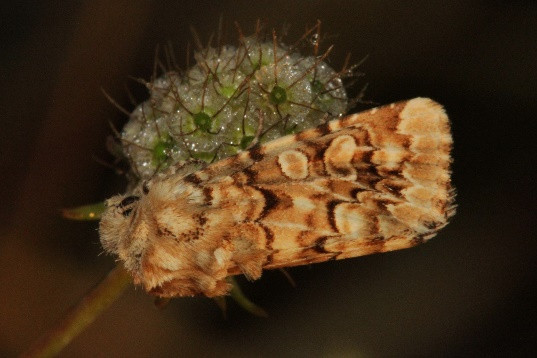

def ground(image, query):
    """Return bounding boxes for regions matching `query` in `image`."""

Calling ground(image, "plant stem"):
[229,277,268,317]
[21,265,131,358]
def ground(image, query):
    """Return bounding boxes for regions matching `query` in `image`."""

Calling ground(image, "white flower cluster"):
[121,36,349,180]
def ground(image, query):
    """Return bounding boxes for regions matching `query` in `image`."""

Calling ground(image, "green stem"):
[228,277,268,317]
[21,265,131,358]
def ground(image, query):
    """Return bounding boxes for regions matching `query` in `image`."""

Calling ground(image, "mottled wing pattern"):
[100,97,455,297]
[198,97,455,271]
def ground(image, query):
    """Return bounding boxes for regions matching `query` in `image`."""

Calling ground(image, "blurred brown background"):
[1,1,536,356]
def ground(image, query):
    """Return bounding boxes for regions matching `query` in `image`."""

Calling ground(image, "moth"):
[100,97,455,297]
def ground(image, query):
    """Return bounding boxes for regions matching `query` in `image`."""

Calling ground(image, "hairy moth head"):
[99,194,142,256]
[99,176,230,296]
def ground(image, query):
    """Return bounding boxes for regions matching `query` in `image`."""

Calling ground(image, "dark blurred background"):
[1,1,536,356]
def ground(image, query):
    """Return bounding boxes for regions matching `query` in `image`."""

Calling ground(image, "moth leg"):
[229,225,269,280]
[147,273,232,298]
[193,271,233,297]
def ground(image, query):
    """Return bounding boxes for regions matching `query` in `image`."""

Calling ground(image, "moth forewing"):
[99,97,455,297]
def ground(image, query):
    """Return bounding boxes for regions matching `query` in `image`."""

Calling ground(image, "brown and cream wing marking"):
[99,97,455,297]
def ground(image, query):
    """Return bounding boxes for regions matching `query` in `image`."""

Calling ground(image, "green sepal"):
[62,202,106,221]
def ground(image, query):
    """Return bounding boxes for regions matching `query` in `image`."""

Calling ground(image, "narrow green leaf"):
[62,202,106,221]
